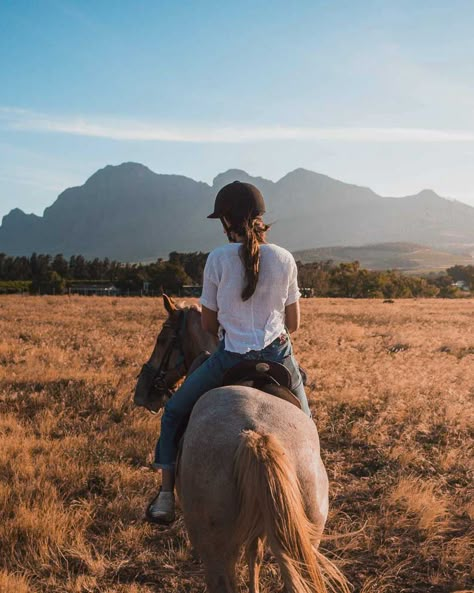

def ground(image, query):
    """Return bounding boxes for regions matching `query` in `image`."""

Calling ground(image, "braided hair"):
[222,214,270,301]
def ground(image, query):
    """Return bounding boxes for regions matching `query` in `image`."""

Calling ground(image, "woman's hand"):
[285,301,300,333]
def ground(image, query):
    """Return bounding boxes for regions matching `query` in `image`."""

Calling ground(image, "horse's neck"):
[185,309,218,365]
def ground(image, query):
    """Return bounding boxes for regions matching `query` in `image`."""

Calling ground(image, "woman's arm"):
[201,305,219,337]
[285,301,300,333]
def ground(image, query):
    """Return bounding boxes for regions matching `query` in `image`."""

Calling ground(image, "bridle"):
[151,309,189,399]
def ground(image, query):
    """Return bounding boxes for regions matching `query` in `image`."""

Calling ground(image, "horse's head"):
[134,294,191,413]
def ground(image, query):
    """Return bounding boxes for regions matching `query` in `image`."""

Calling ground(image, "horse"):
[134,295,349,593]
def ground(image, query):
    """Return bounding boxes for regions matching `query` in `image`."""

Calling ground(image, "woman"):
[147,180,311,524]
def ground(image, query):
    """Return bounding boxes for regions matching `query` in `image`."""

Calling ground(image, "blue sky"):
[1,0,474,220]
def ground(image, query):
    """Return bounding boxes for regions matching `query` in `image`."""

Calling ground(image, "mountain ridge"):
[1,162,473,261]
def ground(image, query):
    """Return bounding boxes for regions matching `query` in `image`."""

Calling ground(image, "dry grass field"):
[0,296,472,593]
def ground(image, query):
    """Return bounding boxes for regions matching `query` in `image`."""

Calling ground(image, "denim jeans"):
[154,331,311,470]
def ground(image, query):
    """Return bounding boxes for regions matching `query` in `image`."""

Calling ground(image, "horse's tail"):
[233,429,349,593]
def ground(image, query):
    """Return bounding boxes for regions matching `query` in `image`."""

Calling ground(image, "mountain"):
[0,163,214,261]
[294,242,474,272]
[1,162,474,261]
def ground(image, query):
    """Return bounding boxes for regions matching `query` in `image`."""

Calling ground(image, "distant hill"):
[293,242,474,272]
[1,162,474,261]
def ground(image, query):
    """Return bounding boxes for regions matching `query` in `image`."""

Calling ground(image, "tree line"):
[297,260,472,298]
[0,251,472,298]
[0,252,206,294]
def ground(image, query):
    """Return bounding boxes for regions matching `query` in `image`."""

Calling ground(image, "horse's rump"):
[177,386,327,524]
[176,386,332,593]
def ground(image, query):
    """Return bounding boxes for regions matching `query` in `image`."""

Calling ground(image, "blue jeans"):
[154,331,311,470]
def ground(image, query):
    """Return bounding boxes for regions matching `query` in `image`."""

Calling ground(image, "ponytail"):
[239,217,270,301]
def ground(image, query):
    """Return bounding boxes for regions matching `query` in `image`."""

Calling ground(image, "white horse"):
[135,296,348,593]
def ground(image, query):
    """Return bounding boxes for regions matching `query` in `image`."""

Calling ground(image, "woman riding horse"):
[148,180,311,523]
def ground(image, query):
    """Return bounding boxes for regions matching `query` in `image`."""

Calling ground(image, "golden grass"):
[0,295,473,592]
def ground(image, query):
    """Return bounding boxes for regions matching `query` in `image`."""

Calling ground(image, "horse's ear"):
[163,294,177,316]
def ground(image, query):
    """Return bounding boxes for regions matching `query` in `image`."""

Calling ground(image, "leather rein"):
[151,309,189,399]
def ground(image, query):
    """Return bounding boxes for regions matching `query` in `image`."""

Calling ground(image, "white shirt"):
[200,243,301,353]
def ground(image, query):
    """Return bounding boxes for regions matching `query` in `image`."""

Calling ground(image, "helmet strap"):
[220,217,237,243]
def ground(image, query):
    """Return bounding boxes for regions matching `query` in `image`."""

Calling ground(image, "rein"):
[151,309,189,398]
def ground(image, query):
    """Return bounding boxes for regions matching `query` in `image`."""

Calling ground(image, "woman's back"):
[200,243,300,353]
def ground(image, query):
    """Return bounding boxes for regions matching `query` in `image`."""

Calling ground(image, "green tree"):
[49,271,67,294]
[52,254,68,278]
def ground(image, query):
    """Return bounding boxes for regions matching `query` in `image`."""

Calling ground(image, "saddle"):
[221,360,301,409]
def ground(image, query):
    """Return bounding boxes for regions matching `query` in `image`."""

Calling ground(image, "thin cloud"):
[1,106,474,143]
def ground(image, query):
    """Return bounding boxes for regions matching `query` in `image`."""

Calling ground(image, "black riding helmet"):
[208,181,266,220]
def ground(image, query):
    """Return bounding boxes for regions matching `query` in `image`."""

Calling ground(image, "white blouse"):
[200,243,301,354]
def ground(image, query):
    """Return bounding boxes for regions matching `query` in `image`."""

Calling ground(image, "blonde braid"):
[239,216,270,301]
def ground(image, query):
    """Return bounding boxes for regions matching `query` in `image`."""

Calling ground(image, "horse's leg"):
[247,537,264,593]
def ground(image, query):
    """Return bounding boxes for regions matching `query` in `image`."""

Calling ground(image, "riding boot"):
[145,489,175,524]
